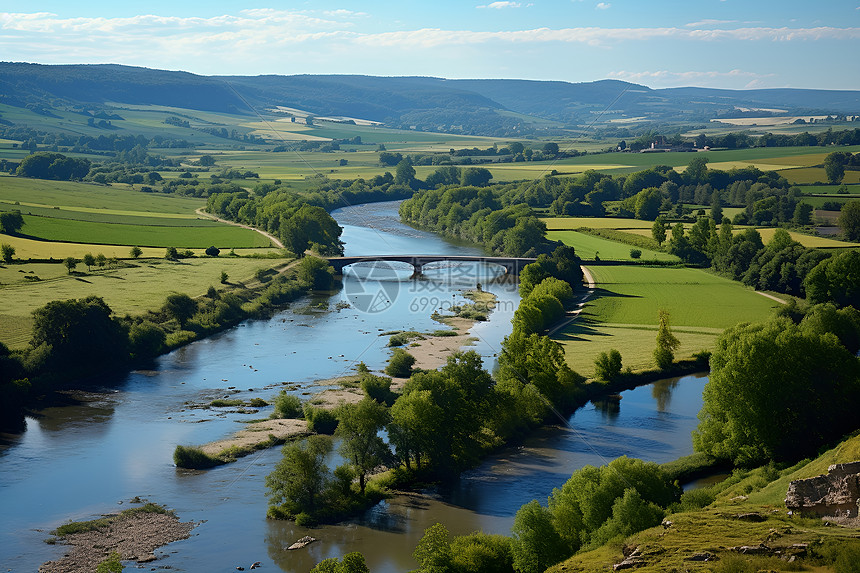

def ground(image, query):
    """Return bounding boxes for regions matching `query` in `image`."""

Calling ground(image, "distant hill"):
[1,62,858,135]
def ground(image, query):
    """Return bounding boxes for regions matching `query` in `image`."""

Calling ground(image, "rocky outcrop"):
[785,461,860,517]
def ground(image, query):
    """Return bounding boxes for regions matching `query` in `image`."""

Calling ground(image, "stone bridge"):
[326,255,537,276]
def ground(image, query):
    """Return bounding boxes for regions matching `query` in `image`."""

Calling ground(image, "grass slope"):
[555,266,780,376]
[549,432,860,573]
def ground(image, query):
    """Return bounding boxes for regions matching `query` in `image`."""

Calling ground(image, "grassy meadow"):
[0,256,289,349]
[555,265,781,376]
[546,230,678,262]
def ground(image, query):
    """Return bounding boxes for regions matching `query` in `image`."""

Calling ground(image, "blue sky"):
[1,1,858,89]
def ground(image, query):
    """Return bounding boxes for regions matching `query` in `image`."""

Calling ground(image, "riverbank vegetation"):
[0,255,336,430]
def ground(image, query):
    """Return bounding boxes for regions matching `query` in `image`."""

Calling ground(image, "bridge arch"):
[326,255,536,277]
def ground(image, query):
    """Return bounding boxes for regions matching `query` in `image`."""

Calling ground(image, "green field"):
[798,183,860,194]
[0,257,289,349]
[17,214,271,248]
[555,265,781,376]
[547,230,678,262]
[0,176,205,214]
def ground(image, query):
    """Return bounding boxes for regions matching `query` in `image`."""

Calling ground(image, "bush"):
[273,391,302,418]
[679,486,717,510]
[630,248,642,259]
[173,445,223,469]
[385,348,416,377]
[249,397,268,407]
[361,374,396,406]
[205,245,220,257]
[304,405,338,434]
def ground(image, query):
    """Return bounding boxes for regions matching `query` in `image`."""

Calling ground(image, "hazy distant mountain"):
[1,62,858,135]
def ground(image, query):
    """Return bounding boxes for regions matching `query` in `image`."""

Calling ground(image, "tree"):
[511,501,566,573]
[651,217,667,247]
[82,253,96,271]
[205,245,220,257]
[197,154,215,166]
[460,167,493,187]
[414,523,452,573]
[297,256,335,289]
[684,156,709,185]
[654,310,680,369]
[266,435,332,515]
[693,317,860,465]
[838,199,860,241]
[633,187,661,221]
[162,293,196,329]
[220,270,229,284]
[395,158,416,185]
[543,142,560,156]
[0,211,24,235]
[335,398,391,494]
[165,246,179,260]
[1,243,14,263]
[710,190,723,222]
[385,348,416,377]
[310,553,369,573]
[498,331,583,408]
[594,349,622,381]
[30,296,128,372]
[64,256,77,274]
[388,389,444,470]
[824,151,847,184]
[804,250,860,308]
[129,246,142,259]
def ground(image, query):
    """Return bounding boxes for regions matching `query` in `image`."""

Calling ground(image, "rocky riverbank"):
[40,506,195,573]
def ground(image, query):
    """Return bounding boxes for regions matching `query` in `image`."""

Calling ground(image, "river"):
[0,201,707,572]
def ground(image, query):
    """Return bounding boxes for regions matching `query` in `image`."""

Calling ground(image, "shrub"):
[361,374,396,406]
[385,348,416,377]
[630,248,642,259]
[165,246,179,260]
[679,486,717,510]
[220,271,229,284]
[173,445,223,469]
[304,405,338,434]
[273,391,302,419]
[249,397,268,407]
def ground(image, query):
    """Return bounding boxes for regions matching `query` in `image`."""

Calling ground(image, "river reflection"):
[0,201,709,573]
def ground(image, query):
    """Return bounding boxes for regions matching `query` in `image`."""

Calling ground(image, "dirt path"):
[546,265,596,337]
[755,290,788,305]
[195,207,285,249]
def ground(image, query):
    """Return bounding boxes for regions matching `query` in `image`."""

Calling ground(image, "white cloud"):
[685,19,737,27]
[595,3,611,9]
[608,69,778,88]
[477,2,522,9]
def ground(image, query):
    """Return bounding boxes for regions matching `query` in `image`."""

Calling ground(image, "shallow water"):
[0,201,707,572]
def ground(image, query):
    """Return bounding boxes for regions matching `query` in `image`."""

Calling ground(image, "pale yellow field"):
[710,116,828,126]
[541,217,655,230]
[702,161,807,171]
[755,227,860,249]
